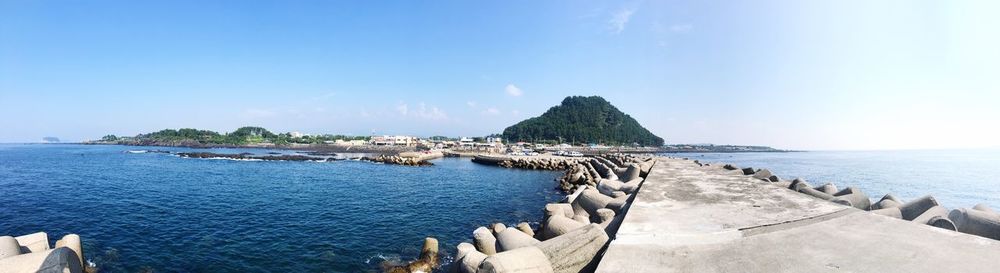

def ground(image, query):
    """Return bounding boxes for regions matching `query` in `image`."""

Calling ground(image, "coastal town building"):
[333,139,367,146]
[371,135,416,146]
[459,137,475,148]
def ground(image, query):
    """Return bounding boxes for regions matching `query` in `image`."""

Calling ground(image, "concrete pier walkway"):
[596,157,1000,272]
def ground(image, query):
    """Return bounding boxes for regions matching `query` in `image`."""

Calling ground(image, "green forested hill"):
[101,126,368,146]
[502,96,664,146]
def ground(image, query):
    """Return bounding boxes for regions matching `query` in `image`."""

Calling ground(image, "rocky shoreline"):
[88,141,417,154]
[122,146,446,167]
[176,152,339,162]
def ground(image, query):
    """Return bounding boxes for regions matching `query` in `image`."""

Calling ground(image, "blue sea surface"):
[0,144,562,273]
[669,150,1000,210]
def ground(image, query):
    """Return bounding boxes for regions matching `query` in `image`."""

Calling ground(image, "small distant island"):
[88,96,789,153]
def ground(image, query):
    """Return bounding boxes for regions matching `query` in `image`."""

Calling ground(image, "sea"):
[4,145,1000,272]
[0,144,563,272]
[667,149,1000,210]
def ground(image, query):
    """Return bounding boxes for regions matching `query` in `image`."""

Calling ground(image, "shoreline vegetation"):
[81,96,791,158]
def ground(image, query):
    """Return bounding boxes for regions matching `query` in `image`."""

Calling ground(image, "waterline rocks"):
[450,156,654,273]
[363,154,434,166]
[472,155,586,170]
[176,152,337,162]
[0,232,85,273]
[385,237,440,273]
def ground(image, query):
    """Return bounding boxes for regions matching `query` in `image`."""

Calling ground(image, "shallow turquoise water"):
[0,144,562,272]
[668,150,1000,210]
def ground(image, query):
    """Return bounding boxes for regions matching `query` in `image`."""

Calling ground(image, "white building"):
[289,131,305,138]
[459,137,475,147]
[371,135,416,146]
[334,139,368,146]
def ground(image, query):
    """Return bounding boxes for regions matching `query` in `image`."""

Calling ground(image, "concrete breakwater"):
[470,154,656,193]
[556,154,655,193]
[598,157,1000,272]
[364,151,444,166]
[699,159,1000,238]
[448,154,655,273]
[470,154,587,170]
[0,232,86,273]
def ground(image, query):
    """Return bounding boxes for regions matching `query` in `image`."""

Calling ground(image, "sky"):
[1,0,998,150]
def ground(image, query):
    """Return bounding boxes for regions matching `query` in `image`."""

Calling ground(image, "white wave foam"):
[195,157,265,162]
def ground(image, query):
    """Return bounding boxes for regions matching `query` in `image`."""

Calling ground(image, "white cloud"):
[395,102,448,120]
[670,24,693,33]
[415,102,448,120]
[467,101,478,108]
[511,110,520,116]
[609,8,635,34]
[396,103,409,116]
[483,107,500,115]
[505,84,523,97]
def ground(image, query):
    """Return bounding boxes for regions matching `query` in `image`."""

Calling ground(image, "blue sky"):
[1,1,998,150]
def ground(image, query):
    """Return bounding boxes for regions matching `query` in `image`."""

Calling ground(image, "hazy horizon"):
[2,1,998,150]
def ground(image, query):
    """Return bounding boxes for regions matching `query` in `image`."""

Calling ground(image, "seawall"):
[596,157,1000,272]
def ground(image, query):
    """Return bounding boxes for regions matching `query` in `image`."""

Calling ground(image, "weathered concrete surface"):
[596,157,1000,273]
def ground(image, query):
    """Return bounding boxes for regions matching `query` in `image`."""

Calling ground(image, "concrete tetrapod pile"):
[363,154,435,166]
[555,155,655,193]
[450,155,655,273]
[0,232,85,273]
[703,160,1000,242]
[471,155,589,171]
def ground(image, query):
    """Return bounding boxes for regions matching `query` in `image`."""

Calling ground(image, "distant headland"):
[85,96,789,153]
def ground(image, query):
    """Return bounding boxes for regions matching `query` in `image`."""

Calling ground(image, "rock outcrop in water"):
[176,152,336,162]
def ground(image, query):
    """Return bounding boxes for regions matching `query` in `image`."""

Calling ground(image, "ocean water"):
[669,150,1000,210]
[0,144,562,273]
